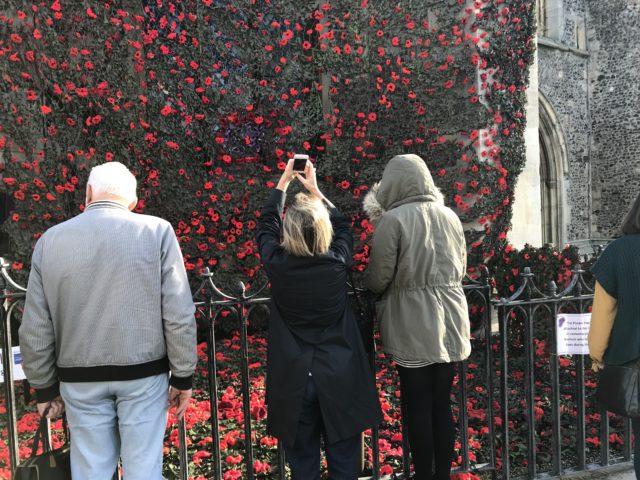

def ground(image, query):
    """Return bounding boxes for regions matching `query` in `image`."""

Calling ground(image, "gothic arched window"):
[539,93,568,246]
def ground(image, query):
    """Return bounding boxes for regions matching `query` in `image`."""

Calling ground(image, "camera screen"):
[293,157,307,171]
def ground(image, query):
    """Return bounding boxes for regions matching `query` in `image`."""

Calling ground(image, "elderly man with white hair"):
[19,161,197,480]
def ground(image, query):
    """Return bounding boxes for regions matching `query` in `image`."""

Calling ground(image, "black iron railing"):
[186,265,496,480]
[0,258,633,479]
[494,265,631,478]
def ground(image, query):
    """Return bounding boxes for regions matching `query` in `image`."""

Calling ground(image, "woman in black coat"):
[257,158,381,479]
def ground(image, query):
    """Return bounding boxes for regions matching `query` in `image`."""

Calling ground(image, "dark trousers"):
[397,362,457,480]
[284,376,360,480]
[633,417,640,480]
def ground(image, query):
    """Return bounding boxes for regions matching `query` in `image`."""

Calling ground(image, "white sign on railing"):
[0,346,27,383]
[556,313,591,355]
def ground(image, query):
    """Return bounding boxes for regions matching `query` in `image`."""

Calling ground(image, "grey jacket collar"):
[85,200,129,211]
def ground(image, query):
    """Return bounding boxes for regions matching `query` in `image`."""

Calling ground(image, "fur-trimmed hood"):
[363,154,443,224]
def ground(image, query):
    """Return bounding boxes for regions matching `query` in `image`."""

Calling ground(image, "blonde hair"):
[282,193,333,257]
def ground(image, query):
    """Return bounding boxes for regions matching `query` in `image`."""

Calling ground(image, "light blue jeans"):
[60,373,169,480]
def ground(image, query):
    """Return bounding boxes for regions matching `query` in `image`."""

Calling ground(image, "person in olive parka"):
[257,158,381,479]
[364,154,471,480]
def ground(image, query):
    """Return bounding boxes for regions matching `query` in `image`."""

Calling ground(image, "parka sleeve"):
[365,214,400,294]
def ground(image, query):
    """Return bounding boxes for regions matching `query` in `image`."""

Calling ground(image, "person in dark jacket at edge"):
[256,157,382,480]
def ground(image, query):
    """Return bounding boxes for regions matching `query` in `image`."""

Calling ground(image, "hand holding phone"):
[293,154,309,171]
[295,161,323,200]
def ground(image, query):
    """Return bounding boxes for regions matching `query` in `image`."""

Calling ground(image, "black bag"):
[595,358,640,417]
[14,414,71,480]
[348,271,375,355]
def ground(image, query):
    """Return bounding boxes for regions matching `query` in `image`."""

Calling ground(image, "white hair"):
[87,162,137,203]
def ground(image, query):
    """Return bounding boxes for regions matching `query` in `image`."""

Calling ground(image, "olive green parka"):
[364,154,471,363]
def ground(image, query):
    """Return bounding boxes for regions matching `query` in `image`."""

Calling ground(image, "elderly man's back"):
[19,162,197,480]
[29,202,194,381]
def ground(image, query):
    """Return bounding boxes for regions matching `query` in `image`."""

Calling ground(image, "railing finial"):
[0,257,27,293]
[201,267,213,278]
[236,281,247,299]
[480,264,490,286]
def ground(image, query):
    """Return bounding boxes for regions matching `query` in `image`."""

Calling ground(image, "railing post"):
[575,284,588,471]
[547,280,562,476]
[206,308,223,479]
[524,303,536,479]
[366,291,380,480]
[236,281,255,480]
[575,354,587,470]
[203,275,223,480]
[572,269,588,471]
[370,421,380,480]
[481,267,497,474]
[459,360,470,472]
[623,417,632,462]
[600,407,610,466]
[0,264,20,473]
[497,301,510,480]
[178,418,189,480]
[521,268,536,479]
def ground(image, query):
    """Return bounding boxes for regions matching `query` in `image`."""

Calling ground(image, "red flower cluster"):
[0,0,535,287]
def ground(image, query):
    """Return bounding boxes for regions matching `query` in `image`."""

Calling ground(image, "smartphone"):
[293,154,309,171]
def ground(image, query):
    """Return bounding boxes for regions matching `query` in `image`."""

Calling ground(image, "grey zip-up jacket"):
[19,201,197,402]
[364,154,471,363]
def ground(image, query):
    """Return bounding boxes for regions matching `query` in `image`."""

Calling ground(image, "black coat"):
[257,189,382,446]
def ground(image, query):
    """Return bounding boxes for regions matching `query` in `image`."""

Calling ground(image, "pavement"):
[554,463,635,480]
[606,470,635,480]
[355,463,637,480]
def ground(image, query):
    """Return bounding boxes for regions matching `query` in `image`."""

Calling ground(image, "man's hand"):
[168,387,192,420]
[37,396,65,418]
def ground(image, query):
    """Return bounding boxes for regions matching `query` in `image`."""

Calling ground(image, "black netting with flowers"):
[0,1,543,479]
[0,0,535,287]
